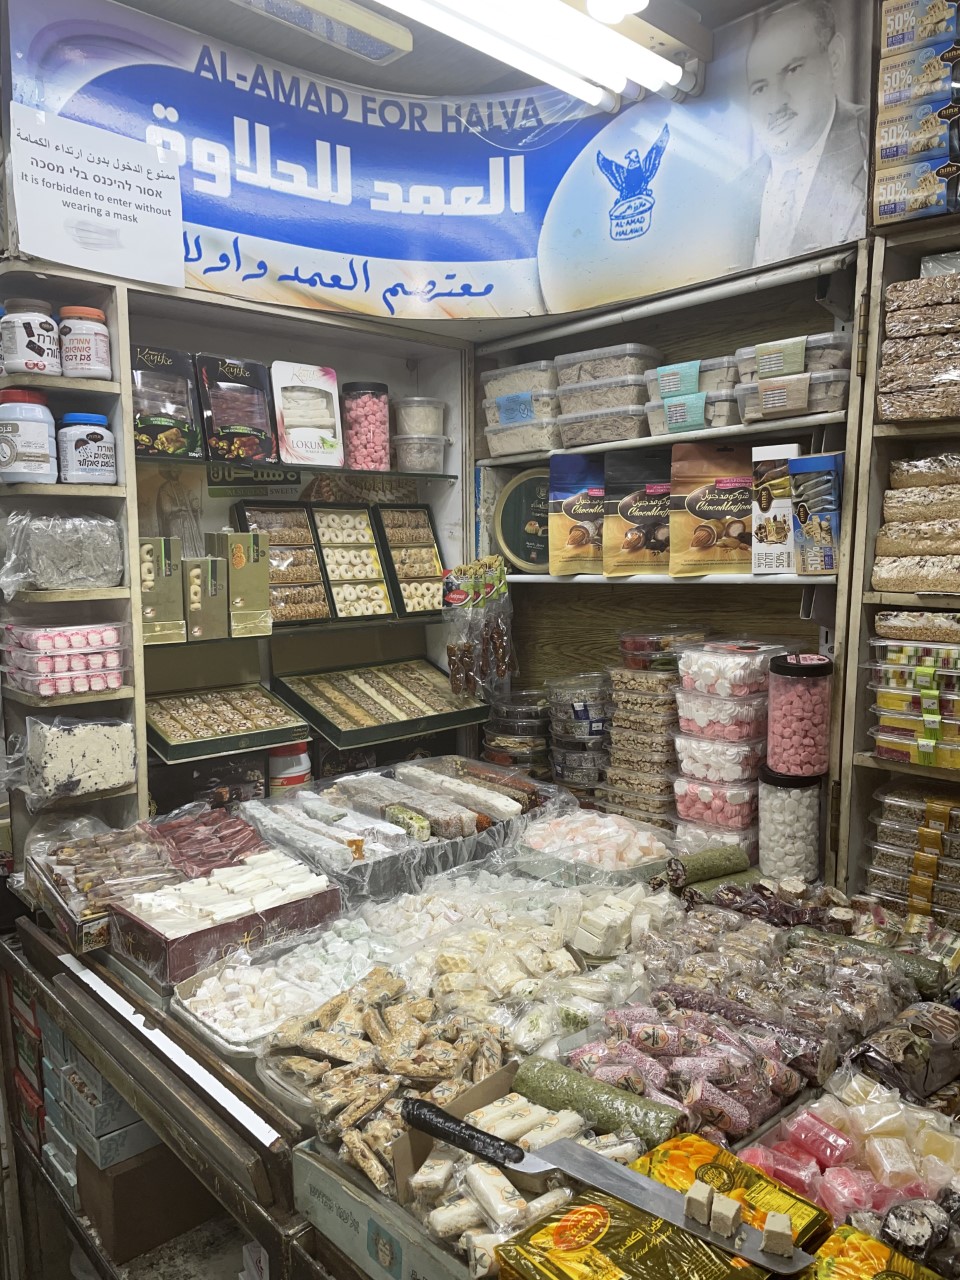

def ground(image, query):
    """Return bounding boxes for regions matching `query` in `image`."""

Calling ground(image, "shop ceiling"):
[118,0,755,95]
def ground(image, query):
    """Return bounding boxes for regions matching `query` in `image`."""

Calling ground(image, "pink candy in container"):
[767,654,833,778]
[342,381,389,471]
[673,777,758,829]
[675,689,768,741]
[739,1144,820,1198]
[678,641,786,696]
[818,1167,883,1223]
[4,622,127,651]
[782,1109,855,1169]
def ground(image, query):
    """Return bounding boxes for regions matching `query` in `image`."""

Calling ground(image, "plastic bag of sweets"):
[548,454,604,576]
[852,1002,960,1098]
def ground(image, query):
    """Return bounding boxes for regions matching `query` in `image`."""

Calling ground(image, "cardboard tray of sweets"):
[110,882,342,986]
[370,502,445,620]
[272,659,488,749]
[145,682,309,764]
[24,858,113,955]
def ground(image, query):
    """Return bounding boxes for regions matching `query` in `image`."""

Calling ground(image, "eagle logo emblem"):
[597,124,670,241]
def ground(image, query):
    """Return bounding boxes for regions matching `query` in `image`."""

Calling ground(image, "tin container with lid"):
[493,468,549,573]
[1,299,60,376]
[59,306,111,379]
[0,390,57,484]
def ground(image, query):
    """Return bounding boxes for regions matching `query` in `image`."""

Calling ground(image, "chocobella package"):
[549,456,604,576]
[131,346,203,458]
[603,447,671,576]
[195,354,278,463]
[669,443,753,577]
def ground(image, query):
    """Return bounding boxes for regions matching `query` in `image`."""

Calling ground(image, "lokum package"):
[271,362,343,467]
[0,511,123,595]
[195,354,278,463]
[131,345,203,458]
[548,455,604,576]
[603,448,671,576]
[669,444,752,576]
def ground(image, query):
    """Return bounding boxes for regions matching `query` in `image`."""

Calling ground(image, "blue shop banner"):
[7,0,870,319]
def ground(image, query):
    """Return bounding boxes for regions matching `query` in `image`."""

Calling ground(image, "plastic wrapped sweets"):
[0,510,123,595]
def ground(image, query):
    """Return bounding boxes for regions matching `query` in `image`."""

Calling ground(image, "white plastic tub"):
[736,370,851,424]
[557,375,649,415]
[394,433,451,472]
[555,343,663,387]
[480,361,557,399]
[484,418,562,457]
[644,356,739,400]
[483,391,559,428]
[395,397,445,436]
[647,390,741,435]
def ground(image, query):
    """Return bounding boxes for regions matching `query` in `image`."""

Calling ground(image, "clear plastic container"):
[550,713,609,739]
[547,673,609,719]
[865,661,960,692]
[557,375,649,416]
[619,627,706,669]
[767,654,833,778]
[674,778,759,830]
[484,418,562,457]
[552,746,610,768]
[675,689,768,741]
[675,820,759,859]
[608,666,678,694]
[492,688,549,720]
[394,433,450,473]
[870,812,960,860]
[647,390,741,436]
[394,397,445,437]
[595,783,676,815]
[871,684,960,717]
[342,381,389,471]
[679,642,785,697]
[481,361,557,399]
[557,404,648,448]
[555,343,663,387]
[552,759,607,786]
[604,729,676,768]
[735,332,853,381]
[3,621,130,651]
[870,727,960,769]
[736,370,851,424]
[643,356,739,400]
[868,837,960,885]
[488,716,550,735]
[673,733,766,783]
[602,766,673,797]
[483,391,559,428]
[2,666,130,697]
[758,765,820,881]
[0,644,127,674]
[486,730,549,753]
[869,637,960,670]
[866,863,929,904]
[594,799,677,830]
[874,780,960,830]
[608,695,677,724]
[872,704,960,741]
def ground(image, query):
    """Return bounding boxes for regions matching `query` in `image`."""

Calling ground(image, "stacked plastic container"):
[555,343,662,449]
[867,781,960,929]
[595,629,701,831]
[547,672,610,800]
[481,362,561,458]
[673,641,785,864]
[483,687,551,780]
[867,635,960,771]
[643,353,741,438]
[1,622,131,699]
[732,331,853,425]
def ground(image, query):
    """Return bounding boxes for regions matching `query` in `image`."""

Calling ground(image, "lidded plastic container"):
[619,627,706,670]
[484,418,562,458]
[481,361,557,399]
[734,332,853,381]
[675,689,769,741]
[554,343,663,386]
[0,390,57,484]
[647,390,741,436]
[673,732,766,783]
[767,653,833,778]
[59,306,111,379]
[395,397,445,437]
[758,764,820,882]
[269,742,312,794]
[394,433,450,473]
[678,641,785,696]
[643,356,739,400]
[557,375,649,416]
[557,404,648,449]
[492,688,549,720]
[342,381,389,471]
[674,777,758,830]
[736,370,851,424]
[483,390,559,428]
[57,412,117,485]
[1,299,60,375]
[869,636,960,669]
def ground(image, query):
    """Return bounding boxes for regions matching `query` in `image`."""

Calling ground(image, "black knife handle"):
[401,1099,526,1167]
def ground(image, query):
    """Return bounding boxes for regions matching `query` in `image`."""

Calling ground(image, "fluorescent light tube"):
[376,0,620,108]
[226,0,413,63]
[587,0,650,20]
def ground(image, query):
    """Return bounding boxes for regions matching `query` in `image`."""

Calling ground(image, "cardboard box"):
[790,453,843,576]
[77,1143,219,1263]
[879,40,960,109]
[15,1069,44,1155]
[36,1004,67,1065]
[875,98,960,171]
[752,444,799,575]
[61,1065,140,1137]
[182,556,229,642]
[293,1140,469,1280]
[140,537,186,645]
[42,1057,63,1100]
[24,859,112,955]
[880,0,960,58]
[243,1242,269,1280]
[13,1010,42,1093]
[43,1087,66,1136]
[204,530,272,637]
[43,1143,79,1211]
[6,969,37,1031]
[45,1111,77,1170]
[874,157,960,224]
[61,1102,160,1170]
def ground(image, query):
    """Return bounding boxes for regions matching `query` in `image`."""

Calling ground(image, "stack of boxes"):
[874,0,960,227]
[140,531,271,646]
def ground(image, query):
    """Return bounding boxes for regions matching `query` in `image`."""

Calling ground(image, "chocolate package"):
[669,443,753,577]
[851,1002,960,1098]
[195,354,278,463]
[131,345,204,458]
[549,456,604,577]
[603,448,671,576]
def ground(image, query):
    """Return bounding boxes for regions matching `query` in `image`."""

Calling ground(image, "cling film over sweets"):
[603,447,671,577]
[669,444,753,577]
[549,455,605,576]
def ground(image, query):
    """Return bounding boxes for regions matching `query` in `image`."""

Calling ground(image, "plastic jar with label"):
[59,307,112,379]
[758,765,821,881]
[1,299,60,376]
[0,308,5,377]
[0,391,57,484]
[269,742,313,795]
[57,413,117,485]
[767,653,833,777]
[342,381,390,471]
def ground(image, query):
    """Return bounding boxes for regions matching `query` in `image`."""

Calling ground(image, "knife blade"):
[402,1099,816,1276]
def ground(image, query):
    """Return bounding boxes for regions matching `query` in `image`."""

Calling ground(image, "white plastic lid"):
[556,404,647,424]
[555,343,663,368]
[3,298,53,314]
[737,369,852,389]
[480,361,553,385]
[396,397,445,408]
[736,333,854,360]
[485,418,559,434]
[482,391,558,407]
[560,375,648,391]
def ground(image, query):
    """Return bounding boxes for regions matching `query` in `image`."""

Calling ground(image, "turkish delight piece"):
[710,1193,742,1238]
[762,1211,794,1257]
[684,1179,714,1226]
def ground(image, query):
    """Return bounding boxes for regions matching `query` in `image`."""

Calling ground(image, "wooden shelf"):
[2,685,134,708]
[135,456,457,483]
[12,587,130,602]
[853,750,960,785]
[0,374,120,397]
[864,591,960,607]
[874,422,960,438]
[1,483,126,497]
[507,573,834,586]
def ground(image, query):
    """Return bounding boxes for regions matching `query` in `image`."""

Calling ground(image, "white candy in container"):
[557,375,649,415]
[673,733,766,783]
[4,622,130,652]
[678,642,786,696]
[395,397,446,437]
[758,765,820,881]
[481,361,557,399]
